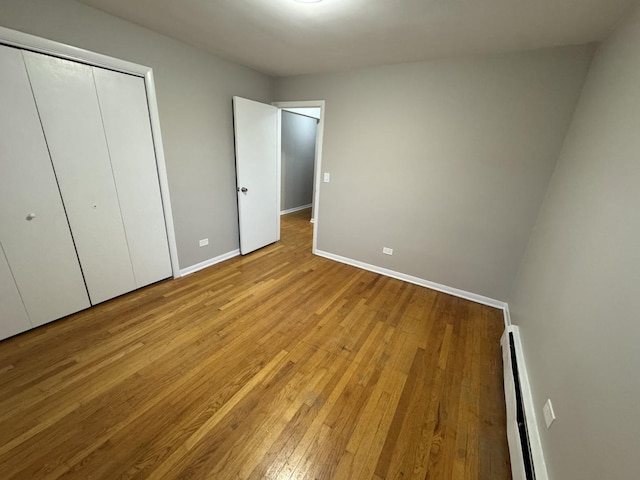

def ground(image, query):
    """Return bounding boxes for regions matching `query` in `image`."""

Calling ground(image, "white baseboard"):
[313,249,508,311]
[280,204,312,215]
[179,249,240,276]
[181,248,513,327]
[502,325,549,480]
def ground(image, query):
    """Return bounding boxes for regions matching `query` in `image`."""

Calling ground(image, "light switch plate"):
[543,399,556,429]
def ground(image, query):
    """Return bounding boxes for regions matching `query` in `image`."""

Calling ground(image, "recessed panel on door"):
[23,51,136,305]
[93,68,172,288]
[0,45,90,328]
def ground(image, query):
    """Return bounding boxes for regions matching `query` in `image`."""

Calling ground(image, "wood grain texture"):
[0,209,511,479]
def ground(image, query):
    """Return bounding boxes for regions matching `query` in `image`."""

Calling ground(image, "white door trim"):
[272,100,325,255]
[0,26,181,278]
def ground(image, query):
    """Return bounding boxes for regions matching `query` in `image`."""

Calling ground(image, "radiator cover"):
[501,325,549,480]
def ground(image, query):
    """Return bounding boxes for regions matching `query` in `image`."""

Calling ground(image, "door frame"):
[0,26,181,278]
[272,100,325,254]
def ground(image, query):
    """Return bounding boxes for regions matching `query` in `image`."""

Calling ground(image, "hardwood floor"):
[0,209,511,479]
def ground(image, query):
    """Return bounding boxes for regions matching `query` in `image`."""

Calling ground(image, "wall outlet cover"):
[199,238,209,247]
[383,247,393,255]
[323,172,330,183]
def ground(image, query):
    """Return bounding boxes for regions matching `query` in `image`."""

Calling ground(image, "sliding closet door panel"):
[0,45,90,328]
[0,243,31,340]
[23,51,136,305]
[93,69,172,288]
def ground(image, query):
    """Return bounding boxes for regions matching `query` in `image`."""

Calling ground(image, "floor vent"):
[501,325,548,480]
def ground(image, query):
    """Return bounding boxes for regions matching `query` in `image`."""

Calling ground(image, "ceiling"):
[74,0,637,76]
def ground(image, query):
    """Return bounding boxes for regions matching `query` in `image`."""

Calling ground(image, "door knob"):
[26,213,36,221]
[239,187,248,193]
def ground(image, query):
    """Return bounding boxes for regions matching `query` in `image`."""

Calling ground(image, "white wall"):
[281,111,317,212]
[509,5,640,479]
[0,0,271,270]
[274,46,593,301]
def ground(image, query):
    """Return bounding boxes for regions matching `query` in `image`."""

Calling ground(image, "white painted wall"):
[509,5,640,479]
[0,0,271,270]
[274,46,593,301]
[3,3,637,476]
[281,111,317,212]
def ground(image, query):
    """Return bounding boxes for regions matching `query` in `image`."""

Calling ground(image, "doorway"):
[233,98,324,256]
[273,101,325,254]
[280,108,319,221]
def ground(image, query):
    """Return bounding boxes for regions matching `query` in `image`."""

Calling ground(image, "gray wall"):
[274,47,593,301]
[281,111,317,212]
[509,6,640,479]
[0,0,271,270]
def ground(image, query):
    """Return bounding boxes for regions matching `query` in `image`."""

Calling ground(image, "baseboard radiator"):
[501,325,548,480]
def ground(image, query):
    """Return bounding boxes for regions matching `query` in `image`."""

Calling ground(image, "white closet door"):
[23,51,136,305]
[0,243,31,339]
[93,68,172,288]
[0,45,90,328]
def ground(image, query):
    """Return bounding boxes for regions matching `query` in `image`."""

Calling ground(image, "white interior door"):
[233,96,279,254]
[23,51,136,305]
[93,68,172,288]
[0,243,31,339]
[0,45,90,329]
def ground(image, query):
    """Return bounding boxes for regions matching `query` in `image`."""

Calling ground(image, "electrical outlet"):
[199,238,209,247]
[323,172,330,183]
[382,247,393,255]
[543,399,556,429]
